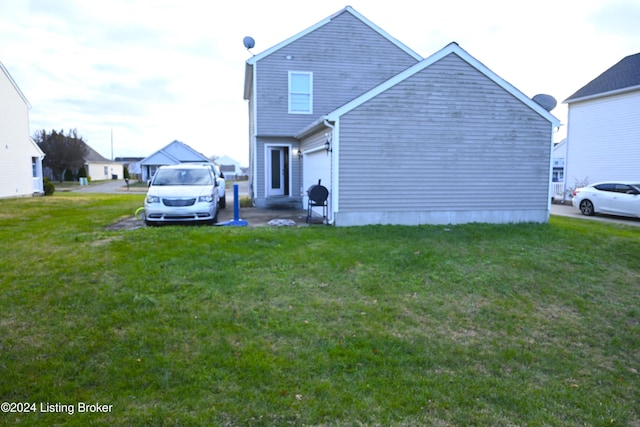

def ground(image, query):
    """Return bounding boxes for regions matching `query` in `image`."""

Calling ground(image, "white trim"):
[329,120,339,222]
[251,64,258,199]
[0,60,31,108]
[288,71,313,114]
[327,42,560,127]
[263,143,293,198]
[564,85,640,105]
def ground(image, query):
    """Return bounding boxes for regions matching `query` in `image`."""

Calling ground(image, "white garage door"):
[303,150,331,206]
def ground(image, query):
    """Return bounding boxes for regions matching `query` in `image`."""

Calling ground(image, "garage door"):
[303,150,331,206]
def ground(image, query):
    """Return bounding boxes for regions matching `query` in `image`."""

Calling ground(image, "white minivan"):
[144,164,219,225]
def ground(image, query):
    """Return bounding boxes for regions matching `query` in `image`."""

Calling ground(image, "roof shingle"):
[564,52,640,103]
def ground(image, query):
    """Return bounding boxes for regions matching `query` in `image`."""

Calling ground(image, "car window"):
[615,184,640,194]
[153,169,212,186]
[614,184,631,194]
[594,183,615,192]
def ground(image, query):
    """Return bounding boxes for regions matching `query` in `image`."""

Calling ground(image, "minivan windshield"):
[152,169,213,186]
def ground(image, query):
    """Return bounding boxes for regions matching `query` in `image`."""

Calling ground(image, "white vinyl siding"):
[289,72,312,114]
[0,63,44,198]
[565,91,640,186]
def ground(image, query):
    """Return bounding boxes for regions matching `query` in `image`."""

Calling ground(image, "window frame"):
[288,71,313,114]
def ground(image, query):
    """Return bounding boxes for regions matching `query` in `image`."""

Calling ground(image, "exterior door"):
[267,147,285,196]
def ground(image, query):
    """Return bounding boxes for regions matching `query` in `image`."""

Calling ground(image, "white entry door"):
[267,147,285,196]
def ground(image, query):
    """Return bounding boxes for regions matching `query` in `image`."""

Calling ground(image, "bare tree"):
[34,129,89,182]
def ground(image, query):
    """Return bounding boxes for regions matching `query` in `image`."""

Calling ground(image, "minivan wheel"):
[219,194,226,209]
[579,199,595,216]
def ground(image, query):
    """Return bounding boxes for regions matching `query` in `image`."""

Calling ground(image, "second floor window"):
[289,71,312,114]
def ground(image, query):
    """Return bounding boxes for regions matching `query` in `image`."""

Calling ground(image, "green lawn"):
[1,193,639,426]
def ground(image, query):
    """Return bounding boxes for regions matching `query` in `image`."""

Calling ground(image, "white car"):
[144,164,220,225]
[572,181,640,218]
[189,162,226,209]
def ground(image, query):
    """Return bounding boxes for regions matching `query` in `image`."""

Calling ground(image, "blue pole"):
[218,183,247,226]
[233,184,240,222]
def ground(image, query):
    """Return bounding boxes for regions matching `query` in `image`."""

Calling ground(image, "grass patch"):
[1,193,639,425]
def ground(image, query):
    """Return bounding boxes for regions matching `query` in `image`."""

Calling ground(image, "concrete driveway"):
[551,202,640,227]
[83,180,311,229]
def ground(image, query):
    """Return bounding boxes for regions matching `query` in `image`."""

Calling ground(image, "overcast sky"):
[1,0,639,166]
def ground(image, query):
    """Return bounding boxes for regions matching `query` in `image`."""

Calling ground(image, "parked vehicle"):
[144,164,219,225]
[189,162,226,209]
[572,181,640,218]
[210,163,226,209]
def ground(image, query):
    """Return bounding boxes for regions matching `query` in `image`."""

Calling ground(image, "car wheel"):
[579,199,595,216]
[219,194,226,209]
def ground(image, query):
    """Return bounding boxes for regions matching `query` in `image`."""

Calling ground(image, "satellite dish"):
[243,36,255,50]
[532,94,557,112]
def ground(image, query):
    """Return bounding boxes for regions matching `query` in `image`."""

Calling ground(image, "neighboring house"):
[84,143,123,181]
[139,140,210,182]
[115,156,144,179]
[215,155,244,180]
[0,61,44,198]
[551,139,567,200]
[243,6,559,226]
[563,52,640,190]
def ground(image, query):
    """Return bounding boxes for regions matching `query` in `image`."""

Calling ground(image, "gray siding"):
[337,53,552,221]
[254,11,418,137]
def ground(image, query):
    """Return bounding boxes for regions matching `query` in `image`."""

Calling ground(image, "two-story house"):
[0,61,45,198]
[563,52,640,190]
[244,6,559,226]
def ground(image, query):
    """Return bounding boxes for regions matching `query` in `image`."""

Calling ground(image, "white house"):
[215,155,244,180]
[83,143,124,181]
[551,139,567,200]
[0,61,44,198]
[563,52,640,189]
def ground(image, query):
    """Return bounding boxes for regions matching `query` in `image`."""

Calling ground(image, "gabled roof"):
[140,140,209,166]
[564,52,640,104]
[324,42,559,127]
[244,6,422,100]
[0,60,30,108]
[246,6,421,65]
[84,142,113,163]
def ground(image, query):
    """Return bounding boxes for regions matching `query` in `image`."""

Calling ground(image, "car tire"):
[219,194,226,209]
[579,199,595,216]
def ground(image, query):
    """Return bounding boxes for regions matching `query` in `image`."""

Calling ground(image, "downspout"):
[323,119,335,225]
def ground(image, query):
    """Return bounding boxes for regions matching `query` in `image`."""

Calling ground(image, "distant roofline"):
[564,84,640,104]
[0,60,31,108]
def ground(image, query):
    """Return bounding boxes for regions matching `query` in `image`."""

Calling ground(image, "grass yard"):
[1,193,639,426]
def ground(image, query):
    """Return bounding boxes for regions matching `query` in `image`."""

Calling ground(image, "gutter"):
[323,119,336,225]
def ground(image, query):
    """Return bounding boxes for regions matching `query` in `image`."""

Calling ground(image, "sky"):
[1,0,639,167]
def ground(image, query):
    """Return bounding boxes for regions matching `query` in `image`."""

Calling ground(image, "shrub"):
[43,178,55,196]
[63,169,75,181]
[78,166,87,178]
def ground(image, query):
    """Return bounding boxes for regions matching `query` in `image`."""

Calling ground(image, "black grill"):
[306,180,329,224]
[163,198,196,207]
